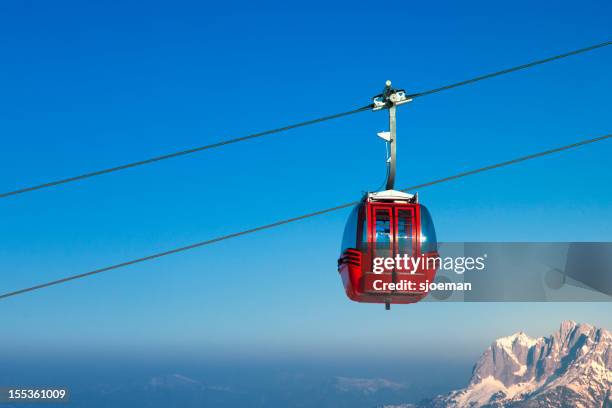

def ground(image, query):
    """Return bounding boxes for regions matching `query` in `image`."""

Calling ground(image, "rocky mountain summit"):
[387,321,611,408]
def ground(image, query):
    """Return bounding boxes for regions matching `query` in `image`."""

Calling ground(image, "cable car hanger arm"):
[372,80,413,190]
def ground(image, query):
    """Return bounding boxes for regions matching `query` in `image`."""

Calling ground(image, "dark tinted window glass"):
[420,205,437,253]
[375,210,392,258]
[397,209,413,255]
[341,204,360,252]
[361,210,368,250]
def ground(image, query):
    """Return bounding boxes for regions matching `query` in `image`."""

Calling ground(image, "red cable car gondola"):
[337,81,439,309]
[337,190,439,308]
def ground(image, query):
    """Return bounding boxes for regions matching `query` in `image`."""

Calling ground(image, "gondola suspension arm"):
[373,80,413,190]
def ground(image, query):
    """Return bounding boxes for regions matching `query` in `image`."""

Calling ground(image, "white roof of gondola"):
[367,189,416,202]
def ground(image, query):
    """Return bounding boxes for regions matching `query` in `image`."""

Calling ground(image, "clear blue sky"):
[0,0,611,366]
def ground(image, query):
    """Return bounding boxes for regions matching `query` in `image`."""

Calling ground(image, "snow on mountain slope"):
[387,321,611,408]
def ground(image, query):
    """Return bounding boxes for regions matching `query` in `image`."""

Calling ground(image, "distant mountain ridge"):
[385,321,611,408]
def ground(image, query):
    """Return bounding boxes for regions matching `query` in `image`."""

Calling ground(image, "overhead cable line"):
[0,105,371,199]
[1,132,609,300]
[409,41,611,98]
[1,41,609,200]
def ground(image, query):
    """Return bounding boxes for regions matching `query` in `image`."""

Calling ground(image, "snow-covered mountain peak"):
[407,322,611,408]
[494,331,537,350]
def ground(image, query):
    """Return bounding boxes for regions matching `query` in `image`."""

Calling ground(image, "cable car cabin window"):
[397,209,414,256]
[374,209,392,258]
[420,205,438,254]
[341,205,360,252]
[360,211,368,251]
